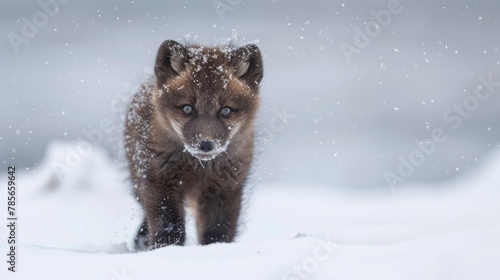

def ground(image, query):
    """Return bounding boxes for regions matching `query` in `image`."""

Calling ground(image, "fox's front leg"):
[141,189,186,248]
[196,184,242,245]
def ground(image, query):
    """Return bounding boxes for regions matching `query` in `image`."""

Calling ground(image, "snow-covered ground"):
[1,141,499,279]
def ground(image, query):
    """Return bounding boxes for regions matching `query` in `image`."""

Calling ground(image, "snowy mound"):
[1,141,500,279]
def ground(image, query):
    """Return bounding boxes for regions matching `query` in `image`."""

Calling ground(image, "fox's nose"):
[199,140,214,152]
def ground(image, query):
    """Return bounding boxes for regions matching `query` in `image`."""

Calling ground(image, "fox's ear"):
[155,40,188,86]
[231,44,264,88]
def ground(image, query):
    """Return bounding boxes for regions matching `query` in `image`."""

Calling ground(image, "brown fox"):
[124,40,263,249]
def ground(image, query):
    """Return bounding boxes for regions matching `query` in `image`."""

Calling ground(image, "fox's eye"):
[183,105,194,115]
[219,107,231,117]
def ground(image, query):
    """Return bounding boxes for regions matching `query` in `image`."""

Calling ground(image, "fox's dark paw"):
[134,223,149,251]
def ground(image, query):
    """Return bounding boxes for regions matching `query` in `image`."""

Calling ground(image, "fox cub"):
[125,40,263,249]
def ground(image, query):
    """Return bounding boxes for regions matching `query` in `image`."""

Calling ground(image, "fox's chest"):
[158,150,245,187]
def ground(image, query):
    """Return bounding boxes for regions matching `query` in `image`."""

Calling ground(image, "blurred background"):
[1,0,499,191]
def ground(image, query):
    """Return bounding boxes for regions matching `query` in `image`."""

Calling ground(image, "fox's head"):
[151,40,263,161]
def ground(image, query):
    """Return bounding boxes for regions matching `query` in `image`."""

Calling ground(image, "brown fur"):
[124,40,263,248]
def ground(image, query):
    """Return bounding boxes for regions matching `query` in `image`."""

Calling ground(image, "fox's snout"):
[174,117,233,160]
[183,137,229,161]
